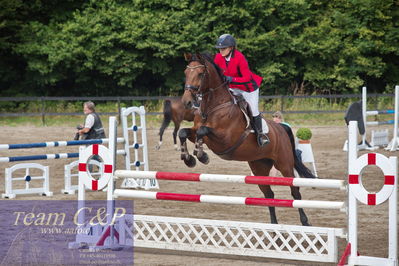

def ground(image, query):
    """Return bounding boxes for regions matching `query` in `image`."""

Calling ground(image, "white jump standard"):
[361,85,399,150]
[3,163,52,199]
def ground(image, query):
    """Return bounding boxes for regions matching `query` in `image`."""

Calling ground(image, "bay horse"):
[156,98,195,150]
[179,52,316,226]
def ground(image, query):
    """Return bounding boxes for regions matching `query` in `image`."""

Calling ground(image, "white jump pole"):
[114,170,345,190]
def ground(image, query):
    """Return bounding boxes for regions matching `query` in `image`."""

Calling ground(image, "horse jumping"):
[179,52,316,226]
[156,98,195,150]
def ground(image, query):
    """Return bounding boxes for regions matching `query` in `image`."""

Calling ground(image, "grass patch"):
[0,95,396,128]
[0,112,347,128]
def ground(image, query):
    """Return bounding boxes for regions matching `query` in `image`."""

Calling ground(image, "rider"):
[214,33,269,146]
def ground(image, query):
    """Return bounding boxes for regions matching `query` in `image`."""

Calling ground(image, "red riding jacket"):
[214,49,263,92]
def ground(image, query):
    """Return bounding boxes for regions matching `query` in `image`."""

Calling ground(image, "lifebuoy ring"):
[78,144,113,190]
[349,153,395,205]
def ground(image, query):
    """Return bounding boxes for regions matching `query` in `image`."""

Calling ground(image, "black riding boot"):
[254,115,270,147]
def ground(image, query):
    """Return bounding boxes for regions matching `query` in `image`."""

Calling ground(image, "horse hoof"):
[198,153,209,165]
[155,145,160,150]
[184,155,196,168]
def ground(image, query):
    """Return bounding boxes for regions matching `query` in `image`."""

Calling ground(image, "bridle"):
[184,61,232,120]
[184,64,207,92]
[184,61,229,100]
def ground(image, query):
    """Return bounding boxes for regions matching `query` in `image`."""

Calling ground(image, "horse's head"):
[182,52,209,109]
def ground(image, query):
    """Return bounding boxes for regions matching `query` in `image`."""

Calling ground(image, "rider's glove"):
[224,76,233,83]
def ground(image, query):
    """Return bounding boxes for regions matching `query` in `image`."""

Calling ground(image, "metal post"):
[41,97,46,126]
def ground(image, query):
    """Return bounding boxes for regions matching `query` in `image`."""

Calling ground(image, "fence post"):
[40,97,45,126]
[117,97,121,124]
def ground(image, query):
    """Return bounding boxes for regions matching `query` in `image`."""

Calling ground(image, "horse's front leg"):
[178,128,197,167]
[194,126,211,165]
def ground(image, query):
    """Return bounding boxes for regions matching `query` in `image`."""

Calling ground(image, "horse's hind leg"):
[278,164,311,226]
[290,186,310,226]
[173,121,180,151]
[259,184,278,224]
[248,159,278,224]
[156,123,167,150]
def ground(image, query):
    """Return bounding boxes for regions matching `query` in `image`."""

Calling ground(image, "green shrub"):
[296,128,312,140]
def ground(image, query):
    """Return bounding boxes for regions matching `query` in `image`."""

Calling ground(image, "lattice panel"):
[118,215,344,263]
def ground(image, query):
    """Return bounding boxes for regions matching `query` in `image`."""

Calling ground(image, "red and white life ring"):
[349,153,395,205]
[78,144,113,190]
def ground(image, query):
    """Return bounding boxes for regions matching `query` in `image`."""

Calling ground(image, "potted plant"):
[296,128,312,144]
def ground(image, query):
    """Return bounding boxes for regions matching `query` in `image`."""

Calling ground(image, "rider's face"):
[219,47,233,57]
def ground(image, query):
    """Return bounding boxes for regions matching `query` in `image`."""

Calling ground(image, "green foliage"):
[1,0,398,96]
[296,127,312,140]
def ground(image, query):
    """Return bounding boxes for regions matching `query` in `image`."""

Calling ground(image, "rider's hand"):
[224,76,233,83]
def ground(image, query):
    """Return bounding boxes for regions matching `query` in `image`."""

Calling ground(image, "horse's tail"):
[159,99,173,140]
[281,124,316,179]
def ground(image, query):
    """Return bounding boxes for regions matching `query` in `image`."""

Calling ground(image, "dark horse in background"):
[156,98,195,150]
[179,52,316,226]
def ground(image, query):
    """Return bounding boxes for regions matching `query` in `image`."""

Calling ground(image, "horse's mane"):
[190,52,224,82]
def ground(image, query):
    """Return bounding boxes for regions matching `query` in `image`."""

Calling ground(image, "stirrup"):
[257,133,270,147]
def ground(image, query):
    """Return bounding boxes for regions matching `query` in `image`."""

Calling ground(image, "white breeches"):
[229,88,269,133]
[229,88,260,116]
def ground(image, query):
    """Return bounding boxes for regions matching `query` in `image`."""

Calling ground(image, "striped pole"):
[366,120,395,126]
[114,170,346,190]
[0,149,125,163]
[113,189,346,210]
[0,138,125,150]
[366,110,395,115]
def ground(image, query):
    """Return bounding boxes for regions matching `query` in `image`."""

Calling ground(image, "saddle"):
[232,94,255,130]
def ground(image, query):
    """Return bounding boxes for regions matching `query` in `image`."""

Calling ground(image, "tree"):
[1,0,398,96]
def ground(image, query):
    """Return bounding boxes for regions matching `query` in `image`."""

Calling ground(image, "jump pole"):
[113,190,345,210]
[114,170,345,189]
[0,138,125,150]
